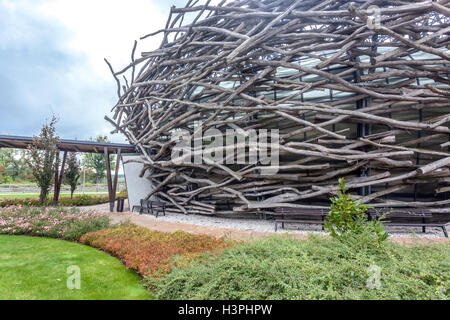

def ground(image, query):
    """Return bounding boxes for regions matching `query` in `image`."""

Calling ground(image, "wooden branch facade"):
[107,0,450,216]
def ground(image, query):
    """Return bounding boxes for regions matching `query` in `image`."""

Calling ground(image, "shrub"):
[154,235,450,300]
[325,178,388,242]
[0,195,110,208]
[116,190,128,199]
[0,206,111,241]
[57,195,110,207]
[80,224,233,279]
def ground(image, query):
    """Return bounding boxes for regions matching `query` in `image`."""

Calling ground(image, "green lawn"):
[0,236,153,300]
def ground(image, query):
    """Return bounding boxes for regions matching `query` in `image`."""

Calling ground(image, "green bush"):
[154,235,450,300]
[0,195,110,208]
[0,206,111,241]
[57,195,110,206]
[116,190,128,200]
[325,178,387,242]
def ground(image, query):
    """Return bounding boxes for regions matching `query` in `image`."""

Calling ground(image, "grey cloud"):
[0,1,122,142]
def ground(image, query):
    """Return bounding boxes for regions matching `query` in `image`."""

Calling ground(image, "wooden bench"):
[274,207,448,237]
[273,208,328,232]
[368,208,448,238]
[132,200,166,218]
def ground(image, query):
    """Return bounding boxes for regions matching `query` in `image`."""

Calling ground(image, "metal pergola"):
[0,135,136,211]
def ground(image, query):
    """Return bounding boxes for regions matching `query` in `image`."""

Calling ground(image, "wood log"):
[105,0,450,215]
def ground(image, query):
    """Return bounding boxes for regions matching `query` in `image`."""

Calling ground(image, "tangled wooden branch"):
[106,0,450,216]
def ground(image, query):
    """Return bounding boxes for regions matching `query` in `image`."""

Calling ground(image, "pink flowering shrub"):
[0,206,111,241]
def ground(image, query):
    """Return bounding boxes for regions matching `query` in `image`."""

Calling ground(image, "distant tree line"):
[0,149,32,183]
[1,117,118,204]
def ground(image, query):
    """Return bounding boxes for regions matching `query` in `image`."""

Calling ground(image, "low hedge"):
[0,195,110,208]
[0,206,111,241]
[80,224,233,278]
[154,234,450,300]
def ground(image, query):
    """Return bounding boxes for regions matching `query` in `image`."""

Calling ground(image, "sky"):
[0,0,191,143]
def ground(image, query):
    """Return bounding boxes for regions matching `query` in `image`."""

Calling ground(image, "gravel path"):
[81,203,449,240]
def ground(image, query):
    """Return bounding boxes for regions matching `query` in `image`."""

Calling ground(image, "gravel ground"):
[152,211,448,239]
[83,203,448,239]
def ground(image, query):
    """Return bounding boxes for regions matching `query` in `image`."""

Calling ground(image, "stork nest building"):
[106,0,450,217]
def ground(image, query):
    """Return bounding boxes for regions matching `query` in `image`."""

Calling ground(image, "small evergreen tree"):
[64,152,81,198]
[25,116,60,205]
[324,178,388,242]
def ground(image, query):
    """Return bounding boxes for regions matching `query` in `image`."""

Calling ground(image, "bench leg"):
[442,226,448,238]
[422,226,426,233]
[282,222,285,229]
[275,222,278,232]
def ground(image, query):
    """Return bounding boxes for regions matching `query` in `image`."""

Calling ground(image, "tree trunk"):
[39,189,47,206]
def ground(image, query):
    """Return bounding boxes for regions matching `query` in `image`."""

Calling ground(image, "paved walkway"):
[81,203,450,244]
[102,211,293,241]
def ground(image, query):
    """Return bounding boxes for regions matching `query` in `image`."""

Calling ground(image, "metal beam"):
[0,141,20,149]
[0,135,135,154]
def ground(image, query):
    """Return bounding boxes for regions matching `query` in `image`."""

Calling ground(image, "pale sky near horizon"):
[0,0,202,143]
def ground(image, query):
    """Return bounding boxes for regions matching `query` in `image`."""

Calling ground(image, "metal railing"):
[0,183,126,195]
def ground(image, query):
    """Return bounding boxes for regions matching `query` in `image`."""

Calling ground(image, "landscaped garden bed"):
[0,205,448,300]
[80,224,234,278]
[153,234,450,300]
[0,206,111,241]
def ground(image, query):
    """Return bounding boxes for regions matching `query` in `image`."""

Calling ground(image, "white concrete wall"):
[122,154,155,212]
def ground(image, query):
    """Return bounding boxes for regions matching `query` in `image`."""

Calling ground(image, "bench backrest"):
[275,207,433,219]
[140,199,166,208]
[275,208,327,216]
[369,208,432,219]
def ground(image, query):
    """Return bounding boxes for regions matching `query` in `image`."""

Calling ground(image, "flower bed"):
[80,224,233,278]
[0,206,111,241]
[0,195,110,208]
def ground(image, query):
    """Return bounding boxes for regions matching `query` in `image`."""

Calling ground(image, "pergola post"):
[53,151,67,207]
[112,148,122,200]
[104,147,114,212]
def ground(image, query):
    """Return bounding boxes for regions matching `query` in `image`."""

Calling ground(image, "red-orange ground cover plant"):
[80,224,234,278]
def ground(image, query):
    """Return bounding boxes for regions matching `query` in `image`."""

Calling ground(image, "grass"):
[154,234,450,300]
[0,235,153,300]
